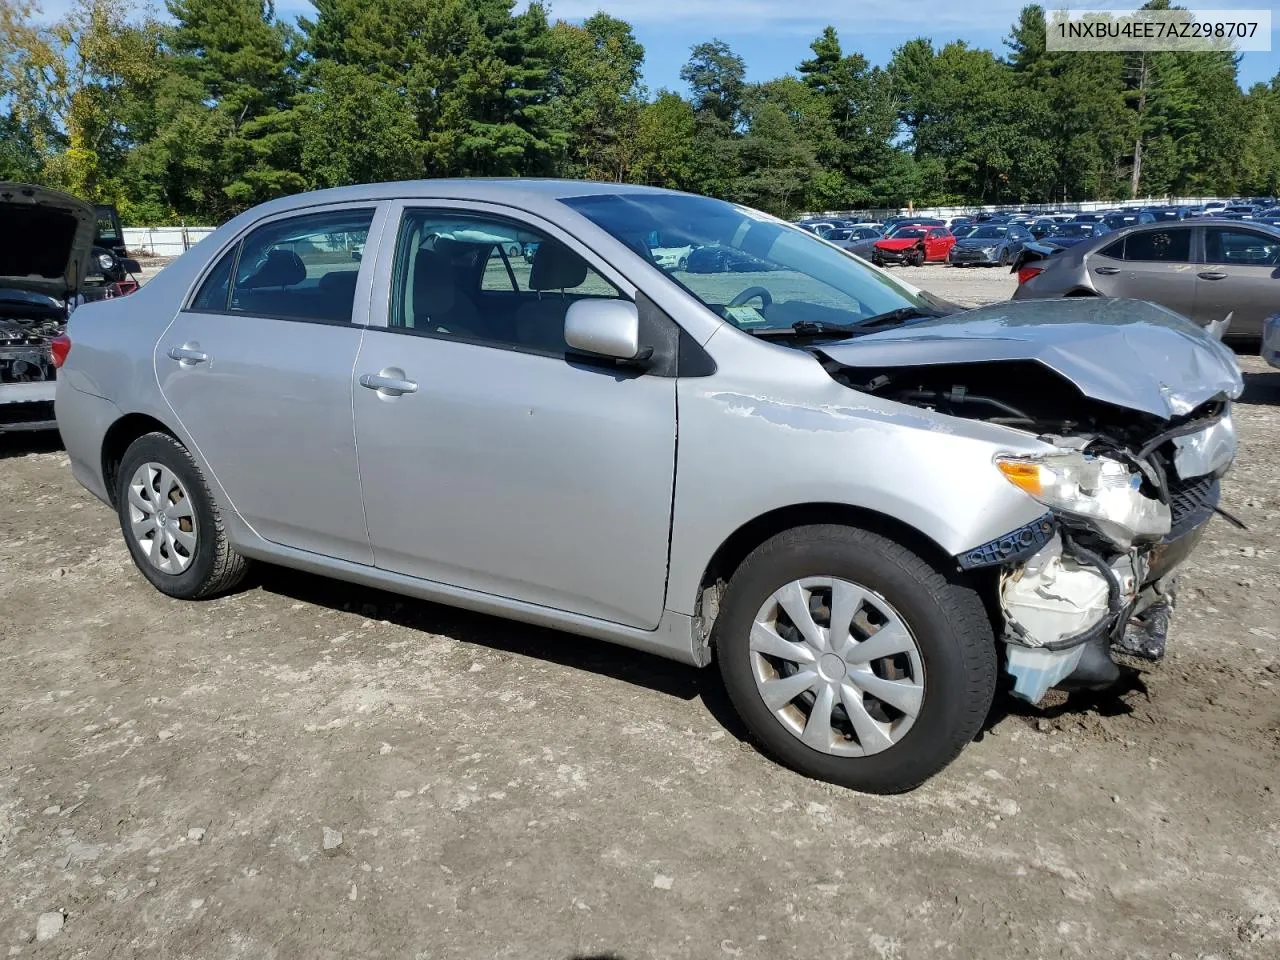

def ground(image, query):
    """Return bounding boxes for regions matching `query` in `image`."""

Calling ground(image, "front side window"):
[389,210,625,355]
[229,209,373,323]
[1205,228,1280,266]
[1119,228,1191,263]
[562,193,934,333]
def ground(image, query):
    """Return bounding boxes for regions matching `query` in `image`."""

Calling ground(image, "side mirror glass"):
[564,299,647,363]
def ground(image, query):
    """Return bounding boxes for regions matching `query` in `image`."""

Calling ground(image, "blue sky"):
[37,0,1280,90]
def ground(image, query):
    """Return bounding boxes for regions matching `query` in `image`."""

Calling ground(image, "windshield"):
[961,225,1008,239]
[1050,223,1095,237]
[562,193,932,333]
[891,228,926,239]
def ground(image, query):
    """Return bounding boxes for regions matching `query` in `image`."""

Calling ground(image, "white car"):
[1264,313,1280,368]
[650,244,694,270]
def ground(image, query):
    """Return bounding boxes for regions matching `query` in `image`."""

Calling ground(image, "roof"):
[249,178,681,218]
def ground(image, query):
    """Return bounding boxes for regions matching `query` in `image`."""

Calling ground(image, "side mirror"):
[564,299,650,364]
[120,257,141,274]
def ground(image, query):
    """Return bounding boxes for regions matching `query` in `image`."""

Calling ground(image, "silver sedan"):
[1013,218,1280,339]
[55,181,1240,792]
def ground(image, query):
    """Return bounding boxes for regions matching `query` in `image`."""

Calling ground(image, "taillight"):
[1016,265,1044,285]
[50,334,71,368]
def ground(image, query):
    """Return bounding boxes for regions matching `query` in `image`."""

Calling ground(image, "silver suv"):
[54,181,1241,792]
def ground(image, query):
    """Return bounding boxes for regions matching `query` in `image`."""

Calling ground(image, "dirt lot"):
[2,264,1278,959]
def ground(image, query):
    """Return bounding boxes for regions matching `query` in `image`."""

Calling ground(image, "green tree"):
[156,0,304,218]
[631,91,698,190]
[547,13,645,181]
[297,61,421,189]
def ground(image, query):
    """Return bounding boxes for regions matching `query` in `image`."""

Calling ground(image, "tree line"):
[2,0,1277,225]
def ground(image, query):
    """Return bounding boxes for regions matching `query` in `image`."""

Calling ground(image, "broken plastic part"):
[1170,416,1236,481]
[1005,644,1086,702]
[1001,535,1143,650]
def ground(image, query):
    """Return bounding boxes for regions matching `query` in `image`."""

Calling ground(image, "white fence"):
[122,226,215,258]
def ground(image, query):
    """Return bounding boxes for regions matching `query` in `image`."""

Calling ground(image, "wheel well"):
[693,503,959,643]
[1064,287,1097,297]
[100,413,176,506]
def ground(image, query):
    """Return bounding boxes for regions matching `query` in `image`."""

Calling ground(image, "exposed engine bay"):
[822,355,1237,702]
[0,314,64,385]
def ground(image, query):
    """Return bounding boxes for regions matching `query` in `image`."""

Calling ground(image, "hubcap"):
[126,462,197,575]
[749,577,925,757]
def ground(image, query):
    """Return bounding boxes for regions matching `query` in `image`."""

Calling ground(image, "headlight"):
[995,452,1171,548]
[97,252,115,270]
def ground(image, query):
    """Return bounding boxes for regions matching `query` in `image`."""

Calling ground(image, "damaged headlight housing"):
[995,452,1171,548]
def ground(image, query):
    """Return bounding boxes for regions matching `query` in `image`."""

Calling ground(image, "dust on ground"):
[1,265,1277,959]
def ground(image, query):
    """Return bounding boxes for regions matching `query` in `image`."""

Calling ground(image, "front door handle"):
[359,369,418,397]
[1198,271,1227,280]
[1093,266,1120,275]
[167,343,208,365]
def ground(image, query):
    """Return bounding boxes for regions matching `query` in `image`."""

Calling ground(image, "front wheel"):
[116,431,250,599]
[998,248,1009,267]
[714,525,996,793]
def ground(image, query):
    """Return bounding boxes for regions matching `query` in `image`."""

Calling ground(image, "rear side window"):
[1113,228,1191,263]
[191,245,237,311]
[228,209,374,323]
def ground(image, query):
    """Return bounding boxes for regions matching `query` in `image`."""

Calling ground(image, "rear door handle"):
[359,370,418,397]
[167,343,208,365]
[1198,271,1227,280]
[1093,266,1120,275]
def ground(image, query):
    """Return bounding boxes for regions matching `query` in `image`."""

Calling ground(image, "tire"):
[910,248,925,267]
[116,431,250,600]
[714,524,996,794]
[677,257,688,271]
[998,248,1009,267]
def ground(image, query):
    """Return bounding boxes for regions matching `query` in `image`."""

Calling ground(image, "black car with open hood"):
[1,182,128,433]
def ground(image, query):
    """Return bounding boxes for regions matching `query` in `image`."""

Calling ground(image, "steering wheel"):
[728,286,773,308]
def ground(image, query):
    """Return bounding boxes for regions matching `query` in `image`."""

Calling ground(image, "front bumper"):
[948,248,999,265]
[873,248,915,264]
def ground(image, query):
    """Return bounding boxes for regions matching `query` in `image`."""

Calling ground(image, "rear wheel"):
[116,432,249,599]
[714,525,996,793]
[998,248,1009,266]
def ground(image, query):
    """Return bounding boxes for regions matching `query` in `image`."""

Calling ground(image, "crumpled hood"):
[819,297,1243,419]
[875,238,922,250]
[0,182,97,298]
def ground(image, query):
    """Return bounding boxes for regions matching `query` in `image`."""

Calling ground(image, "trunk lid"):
[0,182,97,300]
[819,297,1243,419]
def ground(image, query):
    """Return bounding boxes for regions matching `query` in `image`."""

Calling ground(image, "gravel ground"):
[1,264,1278,958]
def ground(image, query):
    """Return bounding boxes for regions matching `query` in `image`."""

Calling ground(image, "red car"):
[872,226,955,266]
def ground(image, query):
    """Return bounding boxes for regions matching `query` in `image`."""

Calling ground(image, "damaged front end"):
[817,298,1242,702]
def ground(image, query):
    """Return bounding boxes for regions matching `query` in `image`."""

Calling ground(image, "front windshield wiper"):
[744,307,940,341]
